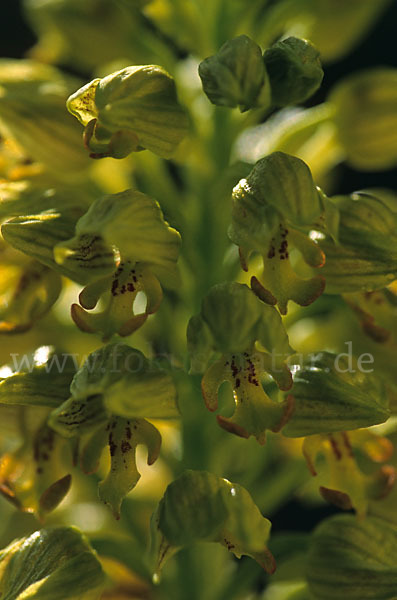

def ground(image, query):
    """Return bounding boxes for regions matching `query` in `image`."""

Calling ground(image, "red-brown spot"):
[121,440,132,454]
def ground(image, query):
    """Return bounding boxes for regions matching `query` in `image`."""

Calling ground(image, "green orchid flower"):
[150,470,276,581]
[67,65,188,159]
[187,282,294,443]
[230,152,328,314]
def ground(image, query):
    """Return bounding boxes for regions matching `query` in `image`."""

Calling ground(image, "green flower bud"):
[71,343,178,421]
[187,282,294,443]
[306,514,397,599]
[0,59,91,178]
[150,470,275,581]
[0,526,105,598]
[318,191,397,293]
[282,352,390,437]
[198,35,270,112]
[263,37,323,107]
[67,65,188,159]
[229,152,326,314]
[329,68,397,170]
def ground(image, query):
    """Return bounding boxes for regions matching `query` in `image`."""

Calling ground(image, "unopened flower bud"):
[263,37,323,107]
[199,35,270,112]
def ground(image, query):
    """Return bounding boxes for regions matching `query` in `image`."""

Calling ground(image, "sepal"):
[263,37,323,107]
[68,343,178,421]
[1,208,116,286]
[198,35,270,112]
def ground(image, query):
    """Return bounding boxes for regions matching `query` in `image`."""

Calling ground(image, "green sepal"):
[1,208,115,286]
[58,189,181,287]
[329,68,397,171]
[67,65,188,159]
[282,351,390,437]
[198,35,270,112]
[0,346,76,408]
[98,416,161,519]
[318,191,397,293]
[70,343,178,420]
[0,526,105,599]
[49,393,109,438]
[187,282,293,368]
[0,260,61,334]
[263,37,323,107]
[53,233,116,286]
[150,470,275,580]
[306,514,397,600]
[230,152,324,243]
[229,178,280,256]
[0,59,91,178]
[187,283,294,443]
